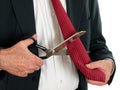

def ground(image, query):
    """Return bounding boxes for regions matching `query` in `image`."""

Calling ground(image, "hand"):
[0,34,43,77]
[86,59,114,86]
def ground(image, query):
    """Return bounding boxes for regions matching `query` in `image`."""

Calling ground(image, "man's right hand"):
[0,34,43,77]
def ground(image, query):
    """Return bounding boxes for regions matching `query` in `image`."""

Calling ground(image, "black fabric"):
[0,0,115,90]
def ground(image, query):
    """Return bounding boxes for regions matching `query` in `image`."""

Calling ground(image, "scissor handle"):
[36,44,54,59]
[36,44,48,51]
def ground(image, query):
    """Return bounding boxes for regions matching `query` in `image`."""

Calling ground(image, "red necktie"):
[51,0,105,82]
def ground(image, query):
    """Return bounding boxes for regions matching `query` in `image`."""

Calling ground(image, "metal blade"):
[51,31,86,54]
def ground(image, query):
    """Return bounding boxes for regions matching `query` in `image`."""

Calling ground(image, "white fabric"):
[33,0,79,90]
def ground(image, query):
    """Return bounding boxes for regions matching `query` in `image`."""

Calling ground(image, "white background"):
[89,0,120,90]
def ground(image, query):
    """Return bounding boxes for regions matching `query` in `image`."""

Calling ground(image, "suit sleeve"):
[88,0,116,84]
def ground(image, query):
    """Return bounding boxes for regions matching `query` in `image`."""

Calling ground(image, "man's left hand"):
[86,59,114,86]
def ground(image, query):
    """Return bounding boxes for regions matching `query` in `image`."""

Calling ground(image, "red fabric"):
[51,0,105,82]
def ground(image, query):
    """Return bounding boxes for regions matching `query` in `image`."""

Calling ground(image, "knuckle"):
[19,41,24,45]
[38,60,44,65]
[19,40,26,47]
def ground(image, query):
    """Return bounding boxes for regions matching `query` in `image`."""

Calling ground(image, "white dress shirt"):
[33,0,79,90]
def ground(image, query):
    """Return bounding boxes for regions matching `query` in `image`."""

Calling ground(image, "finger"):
[7,70,28,77]
[27,63,41,71]
[26,53,44,68]
[87,80,106,86]
[86,60,105,69]
[22,34,37,47]
[32,34,37,40]
[32,55,44,67]
[24,70,35,74]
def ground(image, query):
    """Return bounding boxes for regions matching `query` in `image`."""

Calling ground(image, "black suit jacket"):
[0,0,115,90]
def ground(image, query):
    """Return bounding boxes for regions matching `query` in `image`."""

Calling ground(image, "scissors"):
[35,31,86,59]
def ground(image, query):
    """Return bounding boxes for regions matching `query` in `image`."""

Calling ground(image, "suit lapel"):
[11,0,36,36]
[66,0,85,31]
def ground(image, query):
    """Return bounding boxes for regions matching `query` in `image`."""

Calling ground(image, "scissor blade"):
[52,31,86,53]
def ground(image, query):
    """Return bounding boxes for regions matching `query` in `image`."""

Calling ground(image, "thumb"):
[86,61,102,69]
[22,34,37,47]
